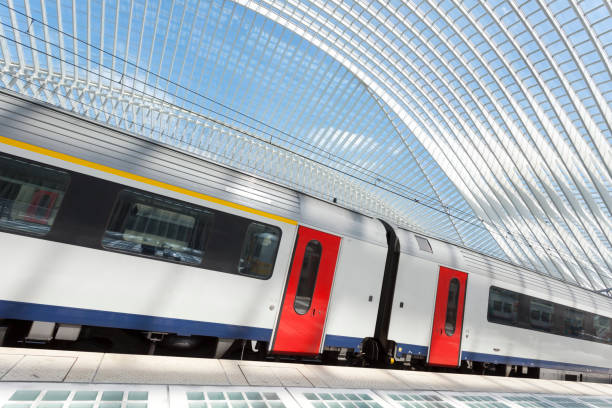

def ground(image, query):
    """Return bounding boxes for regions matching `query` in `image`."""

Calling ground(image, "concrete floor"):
[0,347,611,396]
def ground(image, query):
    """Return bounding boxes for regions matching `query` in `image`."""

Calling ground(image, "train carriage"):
[0,89,610,382]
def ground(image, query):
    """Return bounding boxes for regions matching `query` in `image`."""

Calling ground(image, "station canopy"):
[0,0,610,294]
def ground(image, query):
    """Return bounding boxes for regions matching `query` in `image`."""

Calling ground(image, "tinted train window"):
[0,155,69,236]
[563,308,585,338]
[238,222,281,279]
[294,240,322,315]
[529,298,553,331]
[487,286,518,325]
[103,190,213,265]
[593,315,611,344]
[487,286,612,345]
[445,278,460,336]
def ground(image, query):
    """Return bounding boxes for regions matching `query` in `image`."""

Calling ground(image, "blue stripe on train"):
[1,299,610,374]
[461,350,612,375]
[396,343,429,356]
[323,334,363,349]
[0,299,272,340]
[394,343,611,374]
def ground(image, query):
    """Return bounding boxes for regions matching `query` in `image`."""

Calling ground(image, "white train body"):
[0,90,610,380]
[389,229,611,377]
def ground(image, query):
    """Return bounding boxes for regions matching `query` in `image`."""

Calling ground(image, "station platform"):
[0,347,611,408]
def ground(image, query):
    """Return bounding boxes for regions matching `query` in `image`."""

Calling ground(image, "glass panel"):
[238,222,281,278]
[563,308,585,338]
[593,315,611,344]
[0,154,69,236]
[103,190,213,264]
[42,391,70,401]
[127,392,148,401]
[488,286,612,345]
[487,286,519,325]
[294,240,322,315]
[101,391,123,401]
[9,390,41,401]
[415,236,432,253]
[529,298,553,331]
[73,392,98,401]
[445,278,460,336]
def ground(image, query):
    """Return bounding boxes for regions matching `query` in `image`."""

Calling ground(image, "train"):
[0,89,610,382]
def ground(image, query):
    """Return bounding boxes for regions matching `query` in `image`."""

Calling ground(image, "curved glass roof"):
[0,0,610,294]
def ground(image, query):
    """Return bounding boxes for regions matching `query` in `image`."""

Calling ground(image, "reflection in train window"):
[529,299,553,331]
[487,286,612,345]
[294,240,322,315]
[487,286,518,325]
[0,154,70,236]
[593,315,611,343]
[445,278,460,336]
[238,222,281,279]
[102,190,213,264]
[563,308,585,338]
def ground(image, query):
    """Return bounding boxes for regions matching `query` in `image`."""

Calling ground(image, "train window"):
[294,240,322,315]
[487,286,518,325]
[445,278,460,336]
[593,315,611,344]
[238,222,281,279]
[0,155,69,236]
[529,299,553,331]
[487,286,612,345]
[563,308,585,338]
[415,236,433,253]
[102,190,213,265]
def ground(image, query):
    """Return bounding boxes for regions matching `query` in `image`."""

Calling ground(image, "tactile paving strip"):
[0,383,167,408]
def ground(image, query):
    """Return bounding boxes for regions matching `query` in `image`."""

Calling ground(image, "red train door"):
[428,266,468,367]
[271,225,341,355]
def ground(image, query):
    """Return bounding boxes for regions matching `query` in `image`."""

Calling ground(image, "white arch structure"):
[0,0,610,292]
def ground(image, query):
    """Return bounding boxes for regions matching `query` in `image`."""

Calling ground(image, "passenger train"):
[0,90,610,382]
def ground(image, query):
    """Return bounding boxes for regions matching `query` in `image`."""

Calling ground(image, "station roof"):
[0,0,610,294]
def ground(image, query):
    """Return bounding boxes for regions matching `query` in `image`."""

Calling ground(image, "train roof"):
[0,89,387,247]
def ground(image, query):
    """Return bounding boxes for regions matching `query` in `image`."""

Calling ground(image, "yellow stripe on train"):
[0,135,298,226]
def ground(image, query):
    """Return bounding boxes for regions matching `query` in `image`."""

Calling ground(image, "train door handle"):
[312,308,316,316]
